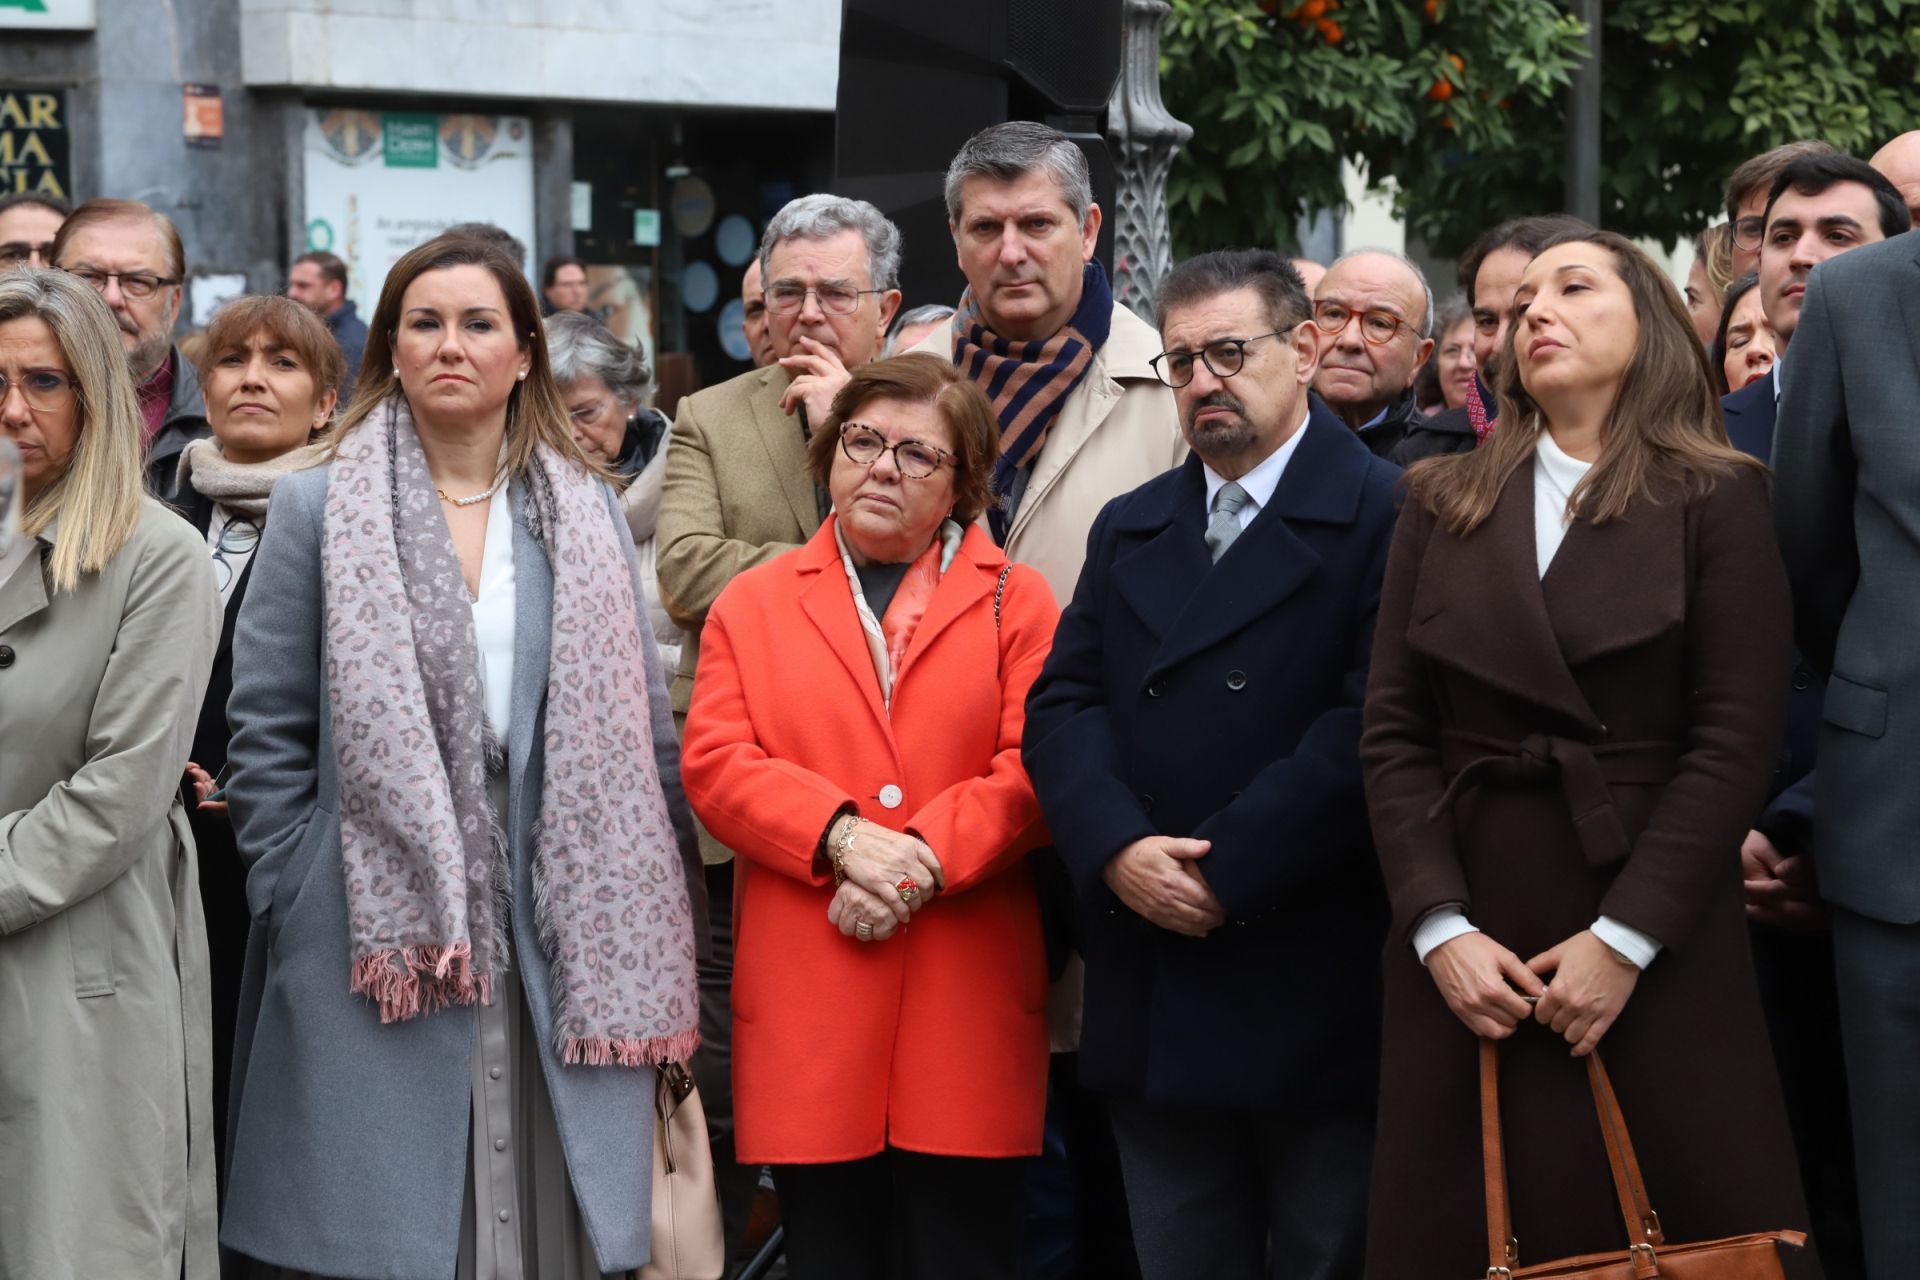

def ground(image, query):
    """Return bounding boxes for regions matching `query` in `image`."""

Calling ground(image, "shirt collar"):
[1770,357,1783,404]
[1202,404,1311,516]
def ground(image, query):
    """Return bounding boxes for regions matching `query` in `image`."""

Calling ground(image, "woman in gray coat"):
[0,269,221,1279]
[221,233,705,1280]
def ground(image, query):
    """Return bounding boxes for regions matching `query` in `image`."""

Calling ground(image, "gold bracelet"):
[832,815,864,887]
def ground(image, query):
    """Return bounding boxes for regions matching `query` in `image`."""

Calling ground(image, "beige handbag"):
[637,1062,725,1280]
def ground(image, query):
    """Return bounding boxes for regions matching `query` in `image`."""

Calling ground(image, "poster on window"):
[302,107,536,313]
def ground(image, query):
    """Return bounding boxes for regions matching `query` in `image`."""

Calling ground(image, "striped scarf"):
[952,259,1113,544]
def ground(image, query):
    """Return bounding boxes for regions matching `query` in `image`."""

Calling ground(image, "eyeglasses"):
[568,398,617,426]
[1732,215,1767,252]
[0,241,55,266]
[0,368,78,413]
[66,267,180,300]
[1312,302,1414,346]
[765,283,883,316]
[211,515,261,593]
[1149,332,1284,389]
[838,423,954,479]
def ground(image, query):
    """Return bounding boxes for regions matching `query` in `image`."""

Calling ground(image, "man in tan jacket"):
[654,192,901,1259]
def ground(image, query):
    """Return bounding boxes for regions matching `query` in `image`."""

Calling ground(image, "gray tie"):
[1206,481,1250,562]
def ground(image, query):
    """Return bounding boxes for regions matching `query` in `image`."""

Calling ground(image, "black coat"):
[144,348,211,503]
[1721,375,1819,851]
[1334,387,1478,467]
[1022,406,1401,1110]
[167,484,251,1183]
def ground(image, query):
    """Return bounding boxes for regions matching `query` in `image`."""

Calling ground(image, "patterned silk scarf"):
[1467,370,1497,444]
[321,399,699,1067]
[834,517,964,710]
[952,259,1114,544]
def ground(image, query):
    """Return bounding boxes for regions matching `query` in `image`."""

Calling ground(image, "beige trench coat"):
[0,500,220,1280]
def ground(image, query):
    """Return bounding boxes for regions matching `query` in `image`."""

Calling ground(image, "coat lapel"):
[0,533,49,634]
[795,525,892,730]
[746,368,822,536]
[1407,467,1599,730]
[1540,483,1685,669]
[505,484,553,819]
[1111,456,1212,655]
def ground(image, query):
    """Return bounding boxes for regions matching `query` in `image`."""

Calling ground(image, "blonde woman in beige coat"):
[0,268,221,1280]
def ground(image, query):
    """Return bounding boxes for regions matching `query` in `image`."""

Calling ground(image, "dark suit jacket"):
[1773,230,1920,923]
[1022,406,1400,1110]
[1721,371,1778,461]
[1721,374,1818,852]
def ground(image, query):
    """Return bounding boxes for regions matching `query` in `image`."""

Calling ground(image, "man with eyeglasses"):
[0,193,68,272]
[1721,140,1840,280]
[656,191,903,1269]
[1307,248,1465,465]
[50,198,208,501]
[1025,248,1398,1280]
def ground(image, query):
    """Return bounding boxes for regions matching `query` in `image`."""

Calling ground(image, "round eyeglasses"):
[1312,302,1414,346]
[1149,332,1284,389]
[838,424,954,479]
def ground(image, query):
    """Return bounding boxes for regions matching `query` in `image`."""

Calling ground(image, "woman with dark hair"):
[220,233,705,1280]
[1361,231,1818,1277]
[172,294,341,1185]
[1710,273,1779,398]
[680,352,1056,1280]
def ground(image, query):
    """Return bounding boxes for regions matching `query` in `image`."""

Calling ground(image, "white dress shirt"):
[470,486,516,742]
[1200,405,1311,528]
[1413,431,1662,970]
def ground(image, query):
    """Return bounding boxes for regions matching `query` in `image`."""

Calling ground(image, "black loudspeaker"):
[835,0,1121,315]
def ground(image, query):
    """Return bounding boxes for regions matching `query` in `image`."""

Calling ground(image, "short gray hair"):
[758,194,902,293]
[943,121,1093,225]
[883,303,956,356]
[544,310,650,405]
[1327,247,1436,338]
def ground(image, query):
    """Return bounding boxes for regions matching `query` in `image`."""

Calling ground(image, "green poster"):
[383,113,438,168]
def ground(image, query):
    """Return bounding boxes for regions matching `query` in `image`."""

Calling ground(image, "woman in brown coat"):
[1361,230,1819,1278]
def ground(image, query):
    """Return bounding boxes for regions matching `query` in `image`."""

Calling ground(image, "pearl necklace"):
[436,482,501,508]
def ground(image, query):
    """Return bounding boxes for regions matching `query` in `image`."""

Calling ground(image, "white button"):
[878,784,903,809]
[494,1138,507,1152]
[489,1066,502,1081]
[498,1209,511,1223]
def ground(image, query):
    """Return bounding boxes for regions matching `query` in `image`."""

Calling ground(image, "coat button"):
[1792,671,1812,691]
[0,645,12,668]
[489,1066,502,1081]
[494,1138,507,1152]
[878,784,903,809]
[1226,670,1247,691]
[498,1209,511,1223]
[1139,793,1155,812]
[1147,679,1165,698]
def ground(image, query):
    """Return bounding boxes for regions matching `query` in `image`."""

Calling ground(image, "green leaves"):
[1162,0,1920,257]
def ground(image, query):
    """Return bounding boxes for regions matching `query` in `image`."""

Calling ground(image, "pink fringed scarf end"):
[562,1027,703,1069]
[350,944,493,1024]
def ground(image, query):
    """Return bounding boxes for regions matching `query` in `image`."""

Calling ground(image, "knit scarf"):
[321,399,699,1067]
[952,259,1113,544]
[175,437,329,518]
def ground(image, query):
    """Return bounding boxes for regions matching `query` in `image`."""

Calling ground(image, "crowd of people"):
[1,114,1917,1280]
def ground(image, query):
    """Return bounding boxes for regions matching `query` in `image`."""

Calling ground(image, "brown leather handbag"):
[1478,1038,1808,1278]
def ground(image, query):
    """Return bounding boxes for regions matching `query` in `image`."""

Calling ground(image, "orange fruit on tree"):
[1428,79,1454,101]
[1318,16,1343,41]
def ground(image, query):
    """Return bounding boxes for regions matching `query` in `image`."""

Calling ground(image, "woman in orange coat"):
[680,353,1056,1280]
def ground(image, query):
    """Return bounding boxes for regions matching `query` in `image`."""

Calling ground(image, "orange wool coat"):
[680,518,1057,1165]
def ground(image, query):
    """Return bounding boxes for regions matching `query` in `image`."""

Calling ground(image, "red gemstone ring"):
[896,877,919,904]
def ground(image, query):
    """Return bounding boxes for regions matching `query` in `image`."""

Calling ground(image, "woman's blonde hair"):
[1406,229,1762,535]
[1,268,143,592]
[325,232,608,482]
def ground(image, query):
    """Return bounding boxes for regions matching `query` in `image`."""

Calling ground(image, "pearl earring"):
[517,370,528,381]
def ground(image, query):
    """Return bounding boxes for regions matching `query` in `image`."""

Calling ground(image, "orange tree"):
[1163,0,1920,258]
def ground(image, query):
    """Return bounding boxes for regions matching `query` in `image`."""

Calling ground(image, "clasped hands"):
[1429,928,1639,1057]
[1102,835,1222,938]
[825,815,944,943]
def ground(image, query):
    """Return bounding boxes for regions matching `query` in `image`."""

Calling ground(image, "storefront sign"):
[0,88,69,199]
[304,107,535,311]
[183,84,223,149]
[0,0,96,30]
[632,208,661,247]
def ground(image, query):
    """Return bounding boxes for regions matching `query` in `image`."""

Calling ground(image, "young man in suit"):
[1023,249,1400,1280]
[654,192,902,1265]
[1773,222,1920,1279]
[1723,152,1908,461]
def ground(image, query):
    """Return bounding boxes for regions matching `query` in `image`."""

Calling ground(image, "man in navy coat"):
[1023,249,1400,1280]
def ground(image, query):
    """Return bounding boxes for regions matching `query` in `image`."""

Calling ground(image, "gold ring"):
[897,876,918,903]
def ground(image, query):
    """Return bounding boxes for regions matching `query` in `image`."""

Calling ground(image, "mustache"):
[1187,391,1245,427]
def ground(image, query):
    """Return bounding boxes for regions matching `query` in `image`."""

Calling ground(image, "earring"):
[517,370,528,381]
